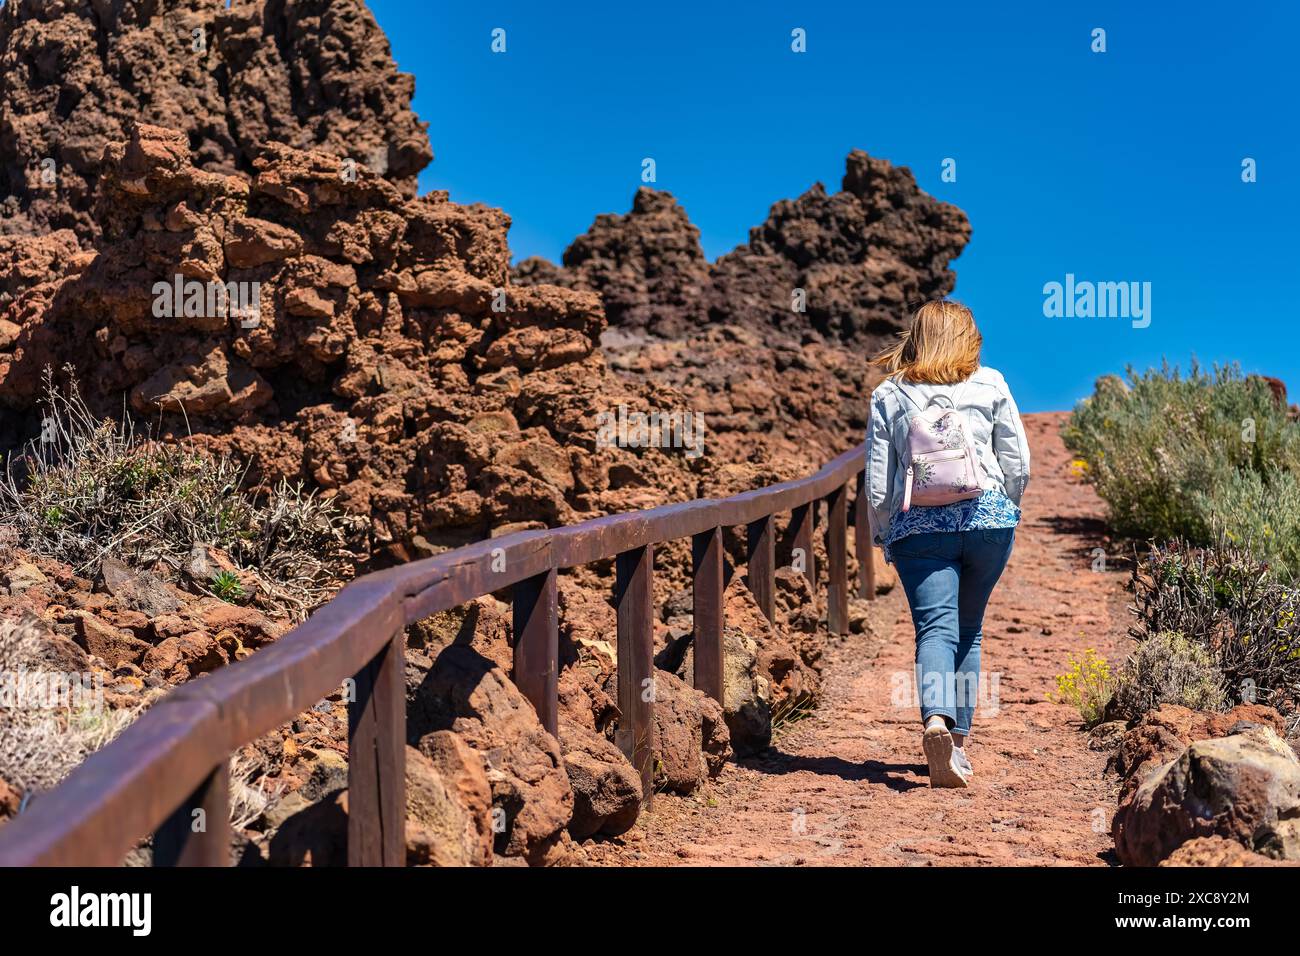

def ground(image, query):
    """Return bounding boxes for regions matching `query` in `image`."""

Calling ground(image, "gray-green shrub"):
[1063,361,1300,579]
[1109,630,1227,720]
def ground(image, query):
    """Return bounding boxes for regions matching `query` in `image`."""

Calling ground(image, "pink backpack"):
[897,380,986,512]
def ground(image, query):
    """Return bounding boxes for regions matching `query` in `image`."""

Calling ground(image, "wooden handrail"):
[0,442,871,866]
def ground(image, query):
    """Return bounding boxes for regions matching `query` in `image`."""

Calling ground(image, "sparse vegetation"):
[1129,539,1300,717]
[2,611,286,824]
[1108,630,1227,720]
[210,570,245,603]
[0,368,354,618]
[1048,647,1113,728]
[771,692,815,735]
[1063,361,1300,580]
[229,751,283,831]
[0,615,138,797]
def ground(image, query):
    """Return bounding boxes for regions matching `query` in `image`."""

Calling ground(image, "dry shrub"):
[0,615,136,798]
[1063,361,1300,580]
[229,751,283,831]
[1109,630,1227,720]
[1130,540,1300,717]
[0,368,356,617]
[1,615,281,826]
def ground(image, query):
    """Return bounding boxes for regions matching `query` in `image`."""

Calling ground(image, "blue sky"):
[371,0,1298,412]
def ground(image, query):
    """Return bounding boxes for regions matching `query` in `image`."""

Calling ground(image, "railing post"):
[348,630,406,866]
[692,527,724,703]
[826,482,849,635]
[855,471,876,600]
[746,514,775,622]
[513,568,558,737]
[154,763,230,866]
[615,544,655,803]
[790,501,816,591]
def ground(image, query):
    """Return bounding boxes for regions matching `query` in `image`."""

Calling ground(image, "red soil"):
[587,412,1130,866]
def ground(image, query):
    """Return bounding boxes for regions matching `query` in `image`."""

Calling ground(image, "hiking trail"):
[588,412,1129,866]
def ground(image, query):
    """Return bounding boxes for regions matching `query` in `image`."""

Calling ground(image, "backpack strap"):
[897,377,972,413]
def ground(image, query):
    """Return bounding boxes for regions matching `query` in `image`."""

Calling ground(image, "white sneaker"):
[922,721,969,789]
[953,745,973,777]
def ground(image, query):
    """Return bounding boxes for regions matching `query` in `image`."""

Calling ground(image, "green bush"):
[1196,466,1300,580]
[1062,361,1300,579]
[1108,630,1227,720]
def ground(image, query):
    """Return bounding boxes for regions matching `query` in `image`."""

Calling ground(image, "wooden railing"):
[0,442,873,866]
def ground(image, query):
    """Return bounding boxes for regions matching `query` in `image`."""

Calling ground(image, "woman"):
[865,300,1030,788]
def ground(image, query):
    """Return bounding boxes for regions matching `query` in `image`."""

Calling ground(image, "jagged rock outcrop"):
[516,188,711,338]
[514,150,967,467]
[0,119,842,863]
[0,124,711,563]
[0,0,431,241]
[515,150,970,346]
[709,150,970,342]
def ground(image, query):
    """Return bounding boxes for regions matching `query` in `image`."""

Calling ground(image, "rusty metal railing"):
[0,442,873,866]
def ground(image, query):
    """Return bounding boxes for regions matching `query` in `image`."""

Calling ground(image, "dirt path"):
[589,412,1130,866]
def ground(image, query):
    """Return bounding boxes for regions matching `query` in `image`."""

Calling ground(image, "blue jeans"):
[891,528,1014,736]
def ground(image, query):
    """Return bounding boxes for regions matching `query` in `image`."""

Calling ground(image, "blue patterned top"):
[883,490,1021,563]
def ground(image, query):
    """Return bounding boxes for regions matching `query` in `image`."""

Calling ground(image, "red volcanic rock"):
[515,151,967,467]
[516,149,969,347]
[1160,835,1296,867]
[559,717,643,839]
[648,669,732,792]
[1107,703,1286,803]
[406,735,495,867]
[406,643,574,865]
[1113,725,1300,866]
[69,609,151,669]
[517,187,713,338]
[0,0,432,242]
[0,124,709,564]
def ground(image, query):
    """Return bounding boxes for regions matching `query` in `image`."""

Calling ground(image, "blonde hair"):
[871,299,982,384]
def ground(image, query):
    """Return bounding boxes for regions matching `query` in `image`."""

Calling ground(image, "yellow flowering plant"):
[1047,647,1113,727]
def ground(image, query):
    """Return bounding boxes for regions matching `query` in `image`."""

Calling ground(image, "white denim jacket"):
[864,366,1031,546]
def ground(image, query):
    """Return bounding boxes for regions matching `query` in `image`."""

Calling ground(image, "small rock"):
[70,610,152,668]
[99,556,180,617]
[5,562,48,594]
[559,717,642,839]
[1087,720,1128,754]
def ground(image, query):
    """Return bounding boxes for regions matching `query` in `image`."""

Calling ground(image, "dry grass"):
[229,751,284,831]
[1109,630,1228,720]
[0,367,354,618]
[0,615,137,797]
[1,615,285,826]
